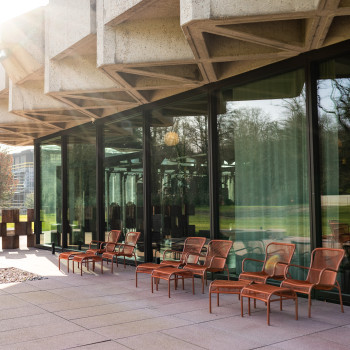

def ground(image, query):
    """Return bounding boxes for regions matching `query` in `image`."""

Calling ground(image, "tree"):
[0,149,17,207]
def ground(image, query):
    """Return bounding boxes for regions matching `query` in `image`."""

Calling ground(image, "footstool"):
[58,251,85,273]
[135,262,161,287]
[209,279,251,313]
[151,266,194,298]
[240,283,298,325]
[72,253,103,276]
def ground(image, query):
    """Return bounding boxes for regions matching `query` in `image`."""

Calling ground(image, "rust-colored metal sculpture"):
[239,242,295,283]
[86,230,121,255]
[281,247,344,317]
[161,237,206,268]
[102,231,141,272]
[184,239,233,293]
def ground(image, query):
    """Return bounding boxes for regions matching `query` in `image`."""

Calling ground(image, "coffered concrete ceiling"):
[0,0,349,145]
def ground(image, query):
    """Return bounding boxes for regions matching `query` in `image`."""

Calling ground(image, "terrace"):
[0,248,349,349]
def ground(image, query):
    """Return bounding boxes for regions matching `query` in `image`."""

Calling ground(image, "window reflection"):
[218,69,310,277]
[150,95,209,262]
[67,125,96,250]
[40,138,62,247]
[104,115,144,262]
[318,56,350,293]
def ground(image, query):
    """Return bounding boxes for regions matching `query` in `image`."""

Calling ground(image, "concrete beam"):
[46,0,96,60]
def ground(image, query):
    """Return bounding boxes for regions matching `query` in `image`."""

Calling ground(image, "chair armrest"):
[116,243,136,252]
[241,258,264,273]
[162,249,182,261]
[89,240,103,249]
[207,256,225,269]
[316,267,339,285]
[284,263,310,278]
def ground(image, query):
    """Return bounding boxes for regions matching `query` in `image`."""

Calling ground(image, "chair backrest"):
[123,231,141,255]
[307,248,344,286]
[204,240,233,269]
[263,242,295,277]
[105,242,116,253]
[108,230,121,243]
[181,237,207,264]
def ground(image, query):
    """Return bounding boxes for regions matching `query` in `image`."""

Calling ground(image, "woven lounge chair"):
[239,242,295,284]
[281,247,344,317]
[161,237,206,268]
[102,231,141,272]
[184,239,233,293]
[86,230,121,255]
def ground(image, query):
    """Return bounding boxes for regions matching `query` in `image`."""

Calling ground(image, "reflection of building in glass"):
[11,149,34,209]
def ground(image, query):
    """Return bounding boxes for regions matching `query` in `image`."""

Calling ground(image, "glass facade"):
[40,137,62,247]
[218,69,310,277]
[36,42,350,304]
[150,95,209,262]
[104,114,144,262]
[318,55,350,294]
[67,125,97,249]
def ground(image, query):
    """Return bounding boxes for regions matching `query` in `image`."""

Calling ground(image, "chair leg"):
[134,254,137,267]
[111,258,113,273]
[202,275,204,294]
[226,264,230,280]
[267,300,270,326]
[124,256,126,268]
[280,295,282,311]
[209,290,212,313]
[135,270,138,288]
[217,292,219,306]
[336,280,344,313]
[308,294,312,318]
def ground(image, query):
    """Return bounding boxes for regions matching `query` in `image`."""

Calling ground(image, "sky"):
[0,0,48,24]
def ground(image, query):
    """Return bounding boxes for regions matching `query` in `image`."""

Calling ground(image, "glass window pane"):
[67,125,96,250]
[150,94,209,262]
[104,114,144,262]
[40,137,62,247]
[318,56,350,294]
[218,69,310,278]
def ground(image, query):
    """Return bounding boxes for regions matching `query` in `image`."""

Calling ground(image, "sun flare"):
[0,0,48,24]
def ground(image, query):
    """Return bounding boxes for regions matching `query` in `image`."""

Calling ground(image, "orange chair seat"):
[160,260,183,268]
[86,248,104,254]
[239,271,269,283]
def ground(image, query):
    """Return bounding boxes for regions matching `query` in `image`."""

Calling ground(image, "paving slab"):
[0,248,349,350]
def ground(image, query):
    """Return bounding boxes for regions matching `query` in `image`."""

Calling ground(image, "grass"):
[39,204,350,239]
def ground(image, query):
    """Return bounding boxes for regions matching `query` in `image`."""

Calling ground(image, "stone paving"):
[0,248,349,349]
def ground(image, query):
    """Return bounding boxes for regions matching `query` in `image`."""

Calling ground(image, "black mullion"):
[34,142,41,245]
[208,90,219,239]
[143,111,152,262]
[306,62,322,250]
[96,124,105,242]
[61,135,68,249]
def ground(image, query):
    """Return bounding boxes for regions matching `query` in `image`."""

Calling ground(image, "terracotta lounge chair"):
[281,247,345,317]
[161,237,207,268]
[239,242,296,284]
[102,231,141,272]
[184,239,233,293]
[86,230,121,255]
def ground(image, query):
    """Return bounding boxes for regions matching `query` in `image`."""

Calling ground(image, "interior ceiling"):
[0,0,350,145]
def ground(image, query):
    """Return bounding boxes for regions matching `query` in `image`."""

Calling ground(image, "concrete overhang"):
[0,0,349,145]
